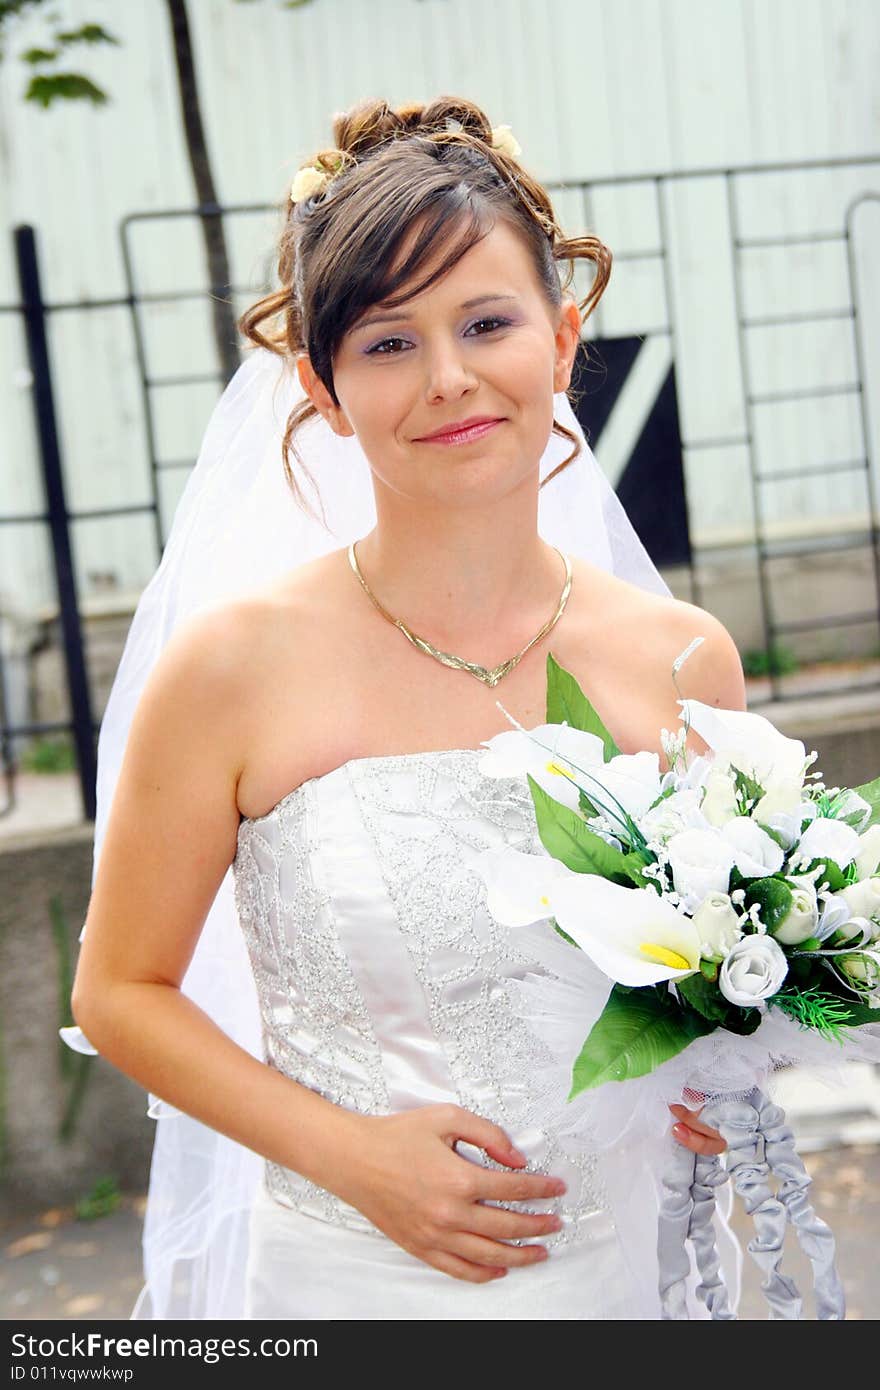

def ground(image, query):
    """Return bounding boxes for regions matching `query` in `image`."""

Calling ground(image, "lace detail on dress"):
[348,751,610,1249]
[233,782,389,1233]
[233,749,612,1246]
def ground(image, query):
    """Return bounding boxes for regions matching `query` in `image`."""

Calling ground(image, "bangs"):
[335,196,494,349]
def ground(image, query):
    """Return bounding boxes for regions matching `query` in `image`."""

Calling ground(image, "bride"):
[67,96,745,1319]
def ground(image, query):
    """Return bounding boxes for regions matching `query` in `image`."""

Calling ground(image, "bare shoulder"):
[566,560,746,764]
[580,562,745,706]
[162,555,333,691]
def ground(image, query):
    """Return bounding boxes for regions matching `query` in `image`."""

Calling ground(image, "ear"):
[552,297,581,395]
[295,353,356,437]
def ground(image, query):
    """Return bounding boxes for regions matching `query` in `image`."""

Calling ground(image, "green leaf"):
[55,25,121,48]
[731,764,765,809]
[851,774,880,829]
[22,46,57,65]
[677,972,762,1035]
[801,857,848,892]
[568,984,715,1097]
[551,919,578,948]
[527,774,635,883]
[577,788,601,818]
[755,821,788,851]
[677,972,729,1024]
[620,848,654,888]
[836,1001,880,1028]
[545,651,619,760]
[25,72,108,107]
[745,877,793,932]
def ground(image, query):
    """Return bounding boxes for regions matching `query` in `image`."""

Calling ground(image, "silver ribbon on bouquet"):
[658,1087,846,1319]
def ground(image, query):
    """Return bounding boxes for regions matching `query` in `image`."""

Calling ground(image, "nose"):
[424,337,479,404]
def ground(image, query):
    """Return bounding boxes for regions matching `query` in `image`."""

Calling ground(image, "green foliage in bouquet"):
[531,653,880,1100]
[568,985,716,1096]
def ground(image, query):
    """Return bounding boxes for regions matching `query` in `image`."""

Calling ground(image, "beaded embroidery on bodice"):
[232,748,609,1247]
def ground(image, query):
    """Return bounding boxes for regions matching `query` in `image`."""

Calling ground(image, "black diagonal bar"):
[15,224,96,821]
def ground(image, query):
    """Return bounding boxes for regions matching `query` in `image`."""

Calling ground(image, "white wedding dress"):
[231,745,667,1320]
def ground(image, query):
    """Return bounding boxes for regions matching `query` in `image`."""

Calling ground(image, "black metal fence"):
[2,154,879,823]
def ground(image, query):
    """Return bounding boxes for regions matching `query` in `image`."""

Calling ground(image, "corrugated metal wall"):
[0,0,877,616]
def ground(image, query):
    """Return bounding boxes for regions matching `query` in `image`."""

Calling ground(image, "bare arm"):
[72,602,565,1283]
[71,601,365,1192]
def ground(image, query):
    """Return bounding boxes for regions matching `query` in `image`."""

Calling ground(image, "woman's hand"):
[668,1102,726,1156]
[335,1104,568,1284]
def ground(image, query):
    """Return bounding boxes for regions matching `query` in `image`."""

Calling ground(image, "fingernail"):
[672,1124,687,1139]
[553,1180,567,1194]
[510,1147,528,1163]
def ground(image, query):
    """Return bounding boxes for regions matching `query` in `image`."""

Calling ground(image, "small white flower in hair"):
[490,124,522,159]
[290,165,328,203]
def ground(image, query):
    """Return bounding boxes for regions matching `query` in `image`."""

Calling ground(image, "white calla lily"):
[475,845,576,927]
[477,723,606,813]
[548,875,702,985]
[583,750,662,821]
[678,699,810,810]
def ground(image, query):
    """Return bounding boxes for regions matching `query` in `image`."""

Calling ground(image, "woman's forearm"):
[74,983,367,1193]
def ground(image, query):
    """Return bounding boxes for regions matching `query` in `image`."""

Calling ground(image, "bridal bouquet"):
[474,644,880,1319]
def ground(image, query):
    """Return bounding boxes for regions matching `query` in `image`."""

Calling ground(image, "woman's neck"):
[352,515,566,648]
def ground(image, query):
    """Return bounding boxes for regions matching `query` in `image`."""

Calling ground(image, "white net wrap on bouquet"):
[498,917,880,1319]
[61,344,678,1320]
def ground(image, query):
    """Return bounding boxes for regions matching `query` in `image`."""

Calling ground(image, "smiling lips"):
[416,417,504,446]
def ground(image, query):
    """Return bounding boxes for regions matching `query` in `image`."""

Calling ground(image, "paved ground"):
[2,1141,878,1321]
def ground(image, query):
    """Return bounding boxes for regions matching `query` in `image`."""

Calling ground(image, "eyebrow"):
[352,294,520,335]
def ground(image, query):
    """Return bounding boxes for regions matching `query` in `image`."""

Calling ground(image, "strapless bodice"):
[231,747,609,1249]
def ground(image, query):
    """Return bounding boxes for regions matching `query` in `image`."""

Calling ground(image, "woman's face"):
[297,217,581,510]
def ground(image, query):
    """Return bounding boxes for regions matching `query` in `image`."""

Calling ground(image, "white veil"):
[63,343,679,1319]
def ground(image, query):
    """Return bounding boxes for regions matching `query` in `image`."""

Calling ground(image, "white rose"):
[692,892,743,959]
[665,828,736,904]
[639,787,705,841]
[718,935,788,1007]
[794,817,861,872]
[855,824,880,881]
[699,767,738,827]
[841,877,880,934]
[771,883,819,945]
[838,951,880,987]
[721,816,785,878]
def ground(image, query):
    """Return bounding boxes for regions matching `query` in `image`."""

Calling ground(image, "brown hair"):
[238,95,612,524]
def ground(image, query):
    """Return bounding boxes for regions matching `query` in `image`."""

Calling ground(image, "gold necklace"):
[347,541,573,688]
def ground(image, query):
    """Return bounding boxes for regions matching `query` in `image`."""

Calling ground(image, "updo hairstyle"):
[238,96,612,521]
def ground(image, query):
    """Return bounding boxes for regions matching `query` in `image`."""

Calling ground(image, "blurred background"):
[1,0,879,1320]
